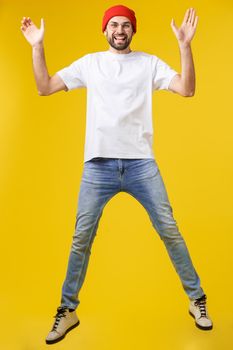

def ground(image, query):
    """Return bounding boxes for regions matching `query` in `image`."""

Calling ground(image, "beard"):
[106,32,133,51]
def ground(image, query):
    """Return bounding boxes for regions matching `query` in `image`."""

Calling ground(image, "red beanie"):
[102,4,137,33]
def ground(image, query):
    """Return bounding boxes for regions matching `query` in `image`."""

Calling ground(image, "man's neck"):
[108,46,132,54]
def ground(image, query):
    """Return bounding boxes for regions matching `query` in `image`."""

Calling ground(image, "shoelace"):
[52,306,68,331]
[194,295,207,318]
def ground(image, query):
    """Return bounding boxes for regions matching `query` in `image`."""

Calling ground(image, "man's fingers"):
[21,17,27,26]
[188,8,193,23]
[21,17,30,27]
[24,17,30,27]
[194,15,199,28]
[40,18,45,31]
[21,16,35,28]
[182,8,190,25]
[181,8,198,27]
[171,18,178,30]
[20,17,28,31]
[190,9,196,25]
[170,18,179,37]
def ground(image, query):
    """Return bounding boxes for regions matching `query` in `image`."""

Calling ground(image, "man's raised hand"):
[20,17,45,47]
[171,8,198,48]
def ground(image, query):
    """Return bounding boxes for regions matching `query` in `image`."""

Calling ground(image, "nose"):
[116,25,124,34]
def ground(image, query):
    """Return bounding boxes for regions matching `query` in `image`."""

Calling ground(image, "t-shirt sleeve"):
[152,55,178,91]
[56,55,88,91]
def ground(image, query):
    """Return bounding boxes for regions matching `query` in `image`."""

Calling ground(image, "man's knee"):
[71,231,95,253]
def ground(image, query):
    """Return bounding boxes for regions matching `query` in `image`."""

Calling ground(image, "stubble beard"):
[106,32,133,51]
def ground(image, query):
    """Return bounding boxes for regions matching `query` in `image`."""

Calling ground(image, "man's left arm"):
[168,8,199,97]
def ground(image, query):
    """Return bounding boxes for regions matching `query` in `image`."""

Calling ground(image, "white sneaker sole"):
[189,311,213,330]
[46,320,80,345]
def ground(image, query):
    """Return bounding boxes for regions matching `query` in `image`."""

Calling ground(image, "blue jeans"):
[61,158,204,310]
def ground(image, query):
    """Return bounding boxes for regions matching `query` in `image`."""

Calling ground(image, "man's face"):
[104,16,134,51]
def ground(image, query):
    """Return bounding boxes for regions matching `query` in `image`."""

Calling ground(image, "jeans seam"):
[70,190,119,307]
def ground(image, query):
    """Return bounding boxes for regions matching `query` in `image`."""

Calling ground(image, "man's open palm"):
[21,17,44,46]
[171,8,198,47]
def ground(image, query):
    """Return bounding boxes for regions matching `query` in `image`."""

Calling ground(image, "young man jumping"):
[21,4,213,345]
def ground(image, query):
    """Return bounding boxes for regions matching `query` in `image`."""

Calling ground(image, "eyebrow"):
[109,21,131,24]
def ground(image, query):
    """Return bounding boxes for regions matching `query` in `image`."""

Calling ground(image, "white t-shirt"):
[57,50,178,163]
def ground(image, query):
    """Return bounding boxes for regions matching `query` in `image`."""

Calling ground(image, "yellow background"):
[1,0,233,349]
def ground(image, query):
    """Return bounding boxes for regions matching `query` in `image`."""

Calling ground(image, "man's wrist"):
[178,42,191,50]
[178,43,192,55]
[32,42,44,50]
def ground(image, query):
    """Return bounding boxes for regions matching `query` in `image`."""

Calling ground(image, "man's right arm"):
[21,17,67,96]
[32,43,67,95]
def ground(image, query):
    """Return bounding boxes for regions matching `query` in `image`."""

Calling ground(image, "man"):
[21,4,213,345]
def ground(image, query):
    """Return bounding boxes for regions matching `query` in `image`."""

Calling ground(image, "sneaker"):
[189,294,213,330]
[46,306,80,344]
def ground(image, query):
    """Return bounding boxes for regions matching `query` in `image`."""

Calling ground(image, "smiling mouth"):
[114,36,127,42]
